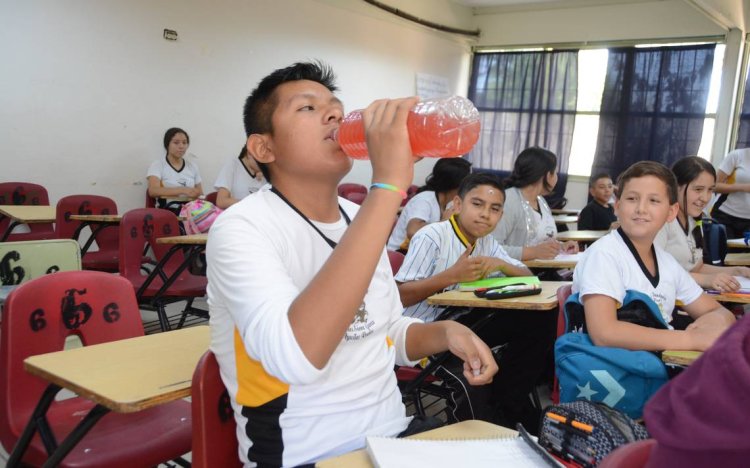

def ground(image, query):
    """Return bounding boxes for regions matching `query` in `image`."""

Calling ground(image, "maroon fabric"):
[644,316,750,467]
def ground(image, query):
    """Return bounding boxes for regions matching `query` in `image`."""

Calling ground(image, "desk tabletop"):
[553,215,578,225]
[551,208,581,216]
[0,205,56,223]
[524,254,580,269]
[708,291,750,304]
[662,350,701,366]
[427,281,569,310]
[728,239,750,249]
[24,326,210,413]
[725,252,750,266]
[316,420,517,468]
[68,214,122,223]
[156,233,208,245]
[556,230,608,242]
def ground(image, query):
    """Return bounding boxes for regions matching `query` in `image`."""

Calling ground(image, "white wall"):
[0,0,473,211]
[473,0,726,46]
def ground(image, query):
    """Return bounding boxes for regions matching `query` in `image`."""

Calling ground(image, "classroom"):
[2,0,749,466]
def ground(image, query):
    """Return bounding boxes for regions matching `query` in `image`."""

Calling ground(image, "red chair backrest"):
[191,351,241,468]
[387,250,405,276]
[0,182,52,234]
[344,191,367,205]
[205,192,218,205]
[55,195,119,250]
[119,208,183,285]
[0,271,144,450]
[598,439,656,468]
[552,283,573,404]
[337,183,367,197]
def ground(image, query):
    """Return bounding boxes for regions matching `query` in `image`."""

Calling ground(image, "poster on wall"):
[416,73,450,99]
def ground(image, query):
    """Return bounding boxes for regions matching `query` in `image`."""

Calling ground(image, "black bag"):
[538,400,650,467]
[702,218,727,266]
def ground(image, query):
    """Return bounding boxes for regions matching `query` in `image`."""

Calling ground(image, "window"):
[471,42,725,177]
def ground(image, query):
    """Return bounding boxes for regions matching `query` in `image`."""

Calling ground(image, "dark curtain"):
[736,65,750,149]
[591,44,715,182]
[468,50,578,175]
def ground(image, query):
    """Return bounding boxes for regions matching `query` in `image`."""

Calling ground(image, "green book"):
[458,276,540,292]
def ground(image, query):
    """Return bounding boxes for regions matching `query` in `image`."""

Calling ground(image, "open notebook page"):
[366,436,552,468]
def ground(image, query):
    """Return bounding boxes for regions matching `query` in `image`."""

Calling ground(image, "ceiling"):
[452,0,663,10]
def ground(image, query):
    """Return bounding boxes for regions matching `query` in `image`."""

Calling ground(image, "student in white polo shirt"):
[396,172,557,434]
[147,127,203,208]
[573,161,734,353]
[213,146,266,209]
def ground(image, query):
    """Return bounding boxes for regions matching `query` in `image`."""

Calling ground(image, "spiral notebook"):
[365,425,562,468]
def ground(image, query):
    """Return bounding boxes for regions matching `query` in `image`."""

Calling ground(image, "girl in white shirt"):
[712,148,750,238]
[147,127,203,202]
[213,146,266,209]
[655,156,750,292]
[492,147,577,260]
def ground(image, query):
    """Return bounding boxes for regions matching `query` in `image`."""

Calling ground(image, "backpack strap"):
[563,290,669,334]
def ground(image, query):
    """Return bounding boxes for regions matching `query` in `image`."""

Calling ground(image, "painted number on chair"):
[0,251,25,285]
[61,288,92,330]
[102,302,121,323]
[30,308,46,331]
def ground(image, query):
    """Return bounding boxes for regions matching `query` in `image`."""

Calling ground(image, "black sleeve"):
[577,205,594,230]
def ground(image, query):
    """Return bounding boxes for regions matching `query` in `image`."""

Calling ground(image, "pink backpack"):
[179,199,223,235]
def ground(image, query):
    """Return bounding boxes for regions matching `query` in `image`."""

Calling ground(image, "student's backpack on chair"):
[701,217,727,266]
[555,291,669,419]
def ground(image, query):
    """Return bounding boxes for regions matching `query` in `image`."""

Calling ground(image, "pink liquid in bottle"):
[336,96,481,160]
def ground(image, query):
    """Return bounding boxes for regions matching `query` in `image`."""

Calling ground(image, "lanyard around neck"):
[270,186,351,249]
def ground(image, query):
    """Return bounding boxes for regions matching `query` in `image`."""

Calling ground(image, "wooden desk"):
[25,325,209,412]
[317,420,517,468]
[728,239,750,249]
[551,208,580,216]
[524,254,580,269]
[553,215,578,225]
[427,281,569,311]
[556,230,608,243]
[725,252,750,266]
[662,350,701,366]
[156,233,208,245]
[9,326,209,467]
[708,291,750,304]
[0,205,56,242]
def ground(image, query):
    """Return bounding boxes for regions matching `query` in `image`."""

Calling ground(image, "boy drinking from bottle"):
[206,61,498,467]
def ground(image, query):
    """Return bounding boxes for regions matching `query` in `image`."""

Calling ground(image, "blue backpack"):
[555,290,669,419]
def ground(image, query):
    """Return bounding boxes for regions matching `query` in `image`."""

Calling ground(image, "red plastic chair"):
[599,439,656,468]
[55,195,120,272]
[191,351,241,468]
[205,191,218,205]
[337,183,367,198]
[387,249,405,276]
[551,283,573,404]
[0,271,191,467]
[119,208,207,332]
[344,191,367,205]
[0,182,55,242]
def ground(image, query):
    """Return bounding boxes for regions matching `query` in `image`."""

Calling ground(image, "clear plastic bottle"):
[335,96,481,160]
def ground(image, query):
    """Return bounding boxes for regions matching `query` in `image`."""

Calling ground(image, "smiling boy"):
[395,172,556,432]
[206,62,498,467]
[573,161,735,352]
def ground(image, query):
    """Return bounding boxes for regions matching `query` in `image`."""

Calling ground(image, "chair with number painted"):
[0,270,192,467]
